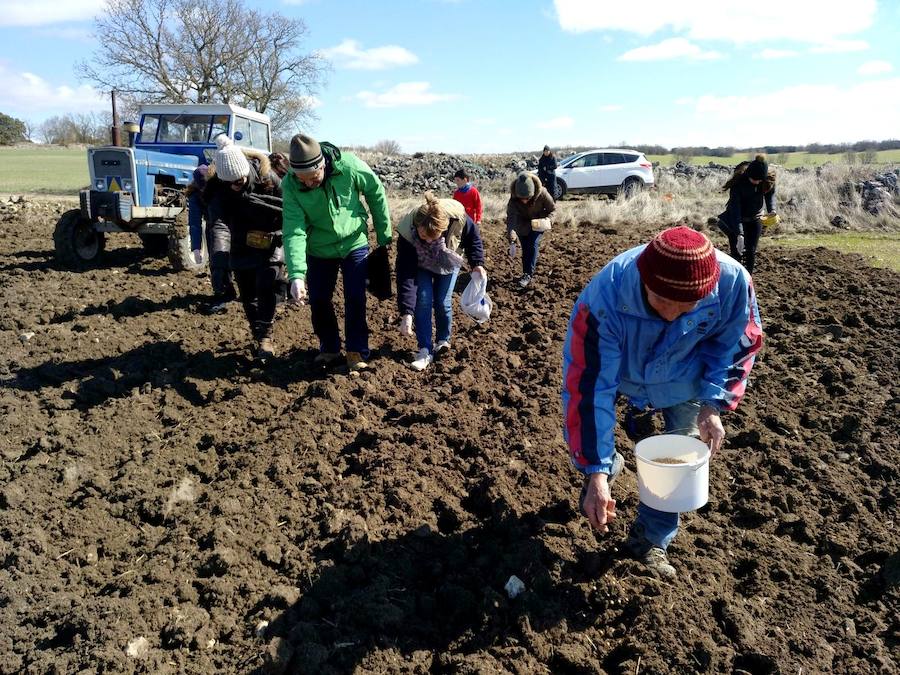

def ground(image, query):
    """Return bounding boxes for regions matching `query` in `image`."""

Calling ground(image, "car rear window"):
[622,153,640,163]
[601,153,627,165]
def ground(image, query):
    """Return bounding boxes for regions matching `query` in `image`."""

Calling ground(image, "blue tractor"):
[53,103,272,270]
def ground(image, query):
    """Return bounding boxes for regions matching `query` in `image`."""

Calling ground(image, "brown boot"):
[256,337,276,361]
[346,351,368,373]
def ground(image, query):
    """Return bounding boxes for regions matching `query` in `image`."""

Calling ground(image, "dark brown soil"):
[1,201,898,674]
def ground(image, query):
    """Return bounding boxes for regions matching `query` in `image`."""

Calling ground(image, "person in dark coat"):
[205,135,284,361]
[187,164,237,312]
[718,154,776,274]
[537,145,558,198]
[395,192,485,371]
[507,172,555,288]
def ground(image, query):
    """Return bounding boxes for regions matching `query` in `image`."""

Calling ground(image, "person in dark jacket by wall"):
[507,171,555,288]
[396,192,485,371]
[205,135,284,361]
[537,145,558,198]
[718,154,776,274]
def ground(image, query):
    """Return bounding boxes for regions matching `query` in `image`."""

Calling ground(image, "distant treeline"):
[550,140,900,157]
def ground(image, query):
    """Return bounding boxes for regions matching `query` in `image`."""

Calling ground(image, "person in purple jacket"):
[562,226,763,578]
[395,192,486,371]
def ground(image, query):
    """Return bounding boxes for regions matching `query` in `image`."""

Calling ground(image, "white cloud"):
[680,78,900,146]
[354,82,459,108]
[618,38,721,62]
[0,0,105,26]
[809,40,869,53]
[536,116,575,130]
[553,0,876,46]
[320,39,418,70]
[599,104,623,112]
[0,62,107,117]
[757,49,799,60]
[858,60,893,76]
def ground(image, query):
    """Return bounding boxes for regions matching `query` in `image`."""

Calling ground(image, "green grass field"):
[0,146,89,195]
[767,232,900,272]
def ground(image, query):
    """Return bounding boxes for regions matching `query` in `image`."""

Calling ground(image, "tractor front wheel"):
[53,209,105,268]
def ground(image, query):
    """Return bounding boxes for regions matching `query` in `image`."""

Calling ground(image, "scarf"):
[412,227,465,275]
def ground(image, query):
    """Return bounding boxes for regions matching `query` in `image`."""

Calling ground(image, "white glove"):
[289,278,307,305]
[399,314,413,336]
[191,249,203,265]
[508,242,517,258]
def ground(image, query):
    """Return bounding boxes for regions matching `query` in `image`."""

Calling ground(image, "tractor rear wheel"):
[53,209,105,268]
[139,233,169,257]
[167,210,206,272]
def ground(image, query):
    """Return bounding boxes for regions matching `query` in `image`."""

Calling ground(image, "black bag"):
[367,244,393,300]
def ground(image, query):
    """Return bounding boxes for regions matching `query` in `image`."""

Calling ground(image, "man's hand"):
[191,249,203,265]
[472,265,486,279]
[698,405,725,454]
[399,314,413,336]
[581,472,617,533]
[289,278,307,305]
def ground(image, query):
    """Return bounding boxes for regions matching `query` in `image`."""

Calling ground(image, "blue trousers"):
[414,267,459,353]
[627,400,702,550]
[188,191,204,252]
[521,230,544,276]
[307,246,369,357]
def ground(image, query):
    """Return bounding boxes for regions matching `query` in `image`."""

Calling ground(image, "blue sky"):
[1,0,898,152]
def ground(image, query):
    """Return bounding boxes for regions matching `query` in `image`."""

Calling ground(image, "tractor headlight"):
[95,178,105,190]
[122,179,133,192]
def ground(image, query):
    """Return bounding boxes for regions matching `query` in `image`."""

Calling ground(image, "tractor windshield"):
[139,114,231,144]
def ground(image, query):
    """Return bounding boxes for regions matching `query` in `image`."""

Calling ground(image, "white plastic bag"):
[460,270,492,324]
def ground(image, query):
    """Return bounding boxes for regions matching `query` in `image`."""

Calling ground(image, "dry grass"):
[397,164,900,234]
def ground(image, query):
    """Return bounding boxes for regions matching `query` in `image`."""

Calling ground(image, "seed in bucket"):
[655,457,686,464]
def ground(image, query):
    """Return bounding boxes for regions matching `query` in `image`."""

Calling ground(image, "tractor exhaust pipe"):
[110,90,122,147]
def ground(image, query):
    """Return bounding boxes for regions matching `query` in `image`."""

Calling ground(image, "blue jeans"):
[188,191,204,252]
[628,400,702,550]
[521,230,544,276]
[414,267,459,353]
[307,246,369,357]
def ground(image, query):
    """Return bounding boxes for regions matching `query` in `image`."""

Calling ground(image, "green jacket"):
[282,143,392,280]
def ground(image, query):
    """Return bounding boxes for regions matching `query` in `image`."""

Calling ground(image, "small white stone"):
[125,636,149,658]
[255,620,270,637]
[505,575,526,599]
[19,332,35,342]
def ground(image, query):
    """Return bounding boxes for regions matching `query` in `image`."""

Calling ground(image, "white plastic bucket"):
[634,435,711,513]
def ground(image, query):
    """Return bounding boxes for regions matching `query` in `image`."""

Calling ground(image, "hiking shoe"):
[434,340,451,355]
[205,299,230,315]
[625,535,677,580]
[346,351,368,372]
[518,274,532,288]
[256,337,276,361]
[313,351,342,367]
[410,348,433,372]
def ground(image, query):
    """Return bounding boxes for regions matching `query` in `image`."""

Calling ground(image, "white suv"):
[554,149,654,198]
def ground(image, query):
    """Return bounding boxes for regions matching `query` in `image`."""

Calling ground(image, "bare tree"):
[77,0,327,135]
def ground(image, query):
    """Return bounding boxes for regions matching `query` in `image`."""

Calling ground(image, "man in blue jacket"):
[562,226,763,579]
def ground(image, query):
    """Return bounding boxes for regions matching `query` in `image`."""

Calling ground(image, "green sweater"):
[282,144,392,280]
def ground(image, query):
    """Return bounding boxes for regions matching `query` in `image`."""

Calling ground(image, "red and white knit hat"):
[636,227,720,302]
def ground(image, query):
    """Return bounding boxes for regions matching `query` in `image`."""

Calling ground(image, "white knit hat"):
[213,135,250,182]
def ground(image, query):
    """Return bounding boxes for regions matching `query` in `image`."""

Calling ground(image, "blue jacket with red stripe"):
[562,245,763,475]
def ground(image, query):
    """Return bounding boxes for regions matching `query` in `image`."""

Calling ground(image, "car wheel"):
[555,179,567,199]
[620,177,643,199]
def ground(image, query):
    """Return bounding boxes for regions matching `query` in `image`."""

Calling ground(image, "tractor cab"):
[58,103,272,270]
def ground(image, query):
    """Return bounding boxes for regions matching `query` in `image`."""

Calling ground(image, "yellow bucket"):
[761,213,780,229]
